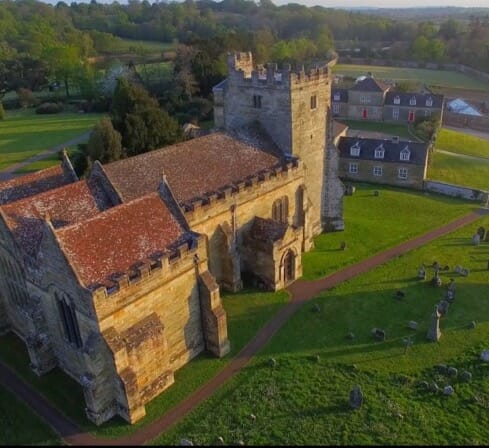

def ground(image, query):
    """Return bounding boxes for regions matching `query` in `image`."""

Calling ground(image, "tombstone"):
[461,268,470,277]
[468,320,476,329]
[418,264,426,280]
[431,381,440,392]
[480,350,489,362]
[427,305,442,342]
[408,320,418,330]
[349,384,363,409]
[340,241,347,251]
[344,184,356,196]
[472,233,480,246]
[312,303,321,313]
[461,371,472,382]
[437,300,449,317]
[372,328,386,341]
[454,265,462,274]
[403,336,414,353]
[447,367,458,378]
[431,269,442,287]
[445,278,456,302]
[373,190,379,197]
[180,439,194,446]
[346,332,355,340]
[442,265,450,272]
[443,385,455,396]
[477,226,486,240]
[435,364,447,374]
[395,290,405,300]
[268,357,277,368]
[217,436,225,445]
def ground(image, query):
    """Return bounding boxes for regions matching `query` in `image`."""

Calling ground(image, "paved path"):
[0,208,488,446]
[0,132,91,182]
[436,148,489,162]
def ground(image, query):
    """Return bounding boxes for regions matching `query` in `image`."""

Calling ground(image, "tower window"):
[253,95,262,109]
[310,95,317,110]
[56,293,83,349]
[272,196,289,223]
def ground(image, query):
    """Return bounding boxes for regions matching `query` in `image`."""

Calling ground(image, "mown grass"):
[0,109,102,171]
[338,119,414,140]
[302,183,476,280]
[435,128,489,159]
[0,382,61,445]
[332,64,489,91]
[153,212,489,446]
[427,151,489,191]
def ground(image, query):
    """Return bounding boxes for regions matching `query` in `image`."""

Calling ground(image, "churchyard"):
[2,183,487,444]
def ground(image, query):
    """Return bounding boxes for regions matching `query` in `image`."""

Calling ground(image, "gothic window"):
[253,95,262,109]
[373,166,383,176]
[350,142,361,157]
[409,96,417,106]
[310,95,317,110]
[349,163,358,174]
[374,145,385,159]
[393,96,401,105]
[56,293,83,349]
[398,167,408,179]
[0,256,28,308]
[272,196,289,223]
[400,147,411,161]
[393,108,400,120]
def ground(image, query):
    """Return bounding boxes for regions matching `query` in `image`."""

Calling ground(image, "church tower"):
[213,51,343,236]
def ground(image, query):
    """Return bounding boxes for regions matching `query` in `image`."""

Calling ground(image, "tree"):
[87,117,123,163]
[0,101,5,120]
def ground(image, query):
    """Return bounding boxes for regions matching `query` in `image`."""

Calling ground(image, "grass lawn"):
[338,119,415,141]
[117,38,176,54]
[0,109,103,172]
[136,61,174,84]
[153,211,489,446]
[303,183,476,280]
[0,383,61,445]
[427,151,489,191]
[332,64,489,92]
[435,128,489,159]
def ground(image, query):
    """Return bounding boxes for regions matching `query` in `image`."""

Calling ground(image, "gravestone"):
[345,184,356,196]
[418,264,426,280]
[373,190,379,197]
[473,233,480,246]
[480,350,489,362]
[454,265,462,274]
[427,305,442,342]
[446,279,456,302]
[408,320,418,330]
[461,268,470,277]
[340,241,347,251]
[437,300,449,317]
[431,269,442,287]
[372,328,386,341]
[461,371,472,382]
[477,226,485,240]
[349,384,363,409]
[443,385,455,396]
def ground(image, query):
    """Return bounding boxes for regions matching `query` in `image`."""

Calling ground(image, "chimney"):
[392,136,399,144]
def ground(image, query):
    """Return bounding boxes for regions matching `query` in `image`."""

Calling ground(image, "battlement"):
[92,234,205,299]
[182,159,302,218]
[226,52,330,89]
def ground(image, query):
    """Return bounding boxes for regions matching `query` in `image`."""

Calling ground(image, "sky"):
[39,0,489,7]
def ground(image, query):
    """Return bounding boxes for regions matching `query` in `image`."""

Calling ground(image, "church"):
[0,52,344,424]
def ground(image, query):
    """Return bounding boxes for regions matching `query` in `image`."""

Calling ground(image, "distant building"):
[446,98,483,117]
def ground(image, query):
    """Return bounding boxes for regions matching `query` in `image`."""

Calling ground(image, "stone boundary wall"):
[442,112,489,133]
[424,180,489,204]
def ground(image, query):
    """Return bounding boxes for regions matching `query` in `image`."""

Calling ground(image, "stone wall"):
[423,180,489,203]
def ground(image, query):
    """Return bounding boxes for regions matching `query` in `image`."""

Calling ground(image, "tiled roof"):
[1,180,113,257]
[0,165,75,205]
[337,136,428,166]
[350,77,390,93]
[248,216,287,242]
[384,92,444,108]
[102,132,283,205]
[333,120,349,139]
[55,193,188,290]
[331,88,349,103]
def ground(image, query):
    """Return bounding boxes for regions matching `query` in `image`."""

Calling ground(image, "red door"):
[409,111,415,122]
[362,109,368,119]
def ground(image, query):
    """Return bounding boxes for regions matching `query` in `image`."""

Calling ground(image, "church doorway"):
[283,250,295,284]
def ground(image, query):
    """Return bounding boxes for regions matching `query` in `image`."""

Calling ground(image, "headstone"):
[468,320,476,329]
[443,385,454,396]
[461,371,472,382]
[340,241,347,251]
[373,190,379,197]
[345,184,356,196]
[431,270,442,287]
[268,357,277,368]
[217,436,225,445]
[349,384,363,409]
[408,320,418,330]
[480,350,489,362]
[431,381,439,392]
[461,268,470,277]
[346,332,355,340]
[445,279,456,302]
[477,226,486,240]
[432,261,440,271]
[371,328,386,341]
[427,305,442,342]
[454,265,462,274]
[435,364,447,374]
[437,300,449,317]
[472,233,480,246]
[312,303,321,313]
[181,439,194,446]
[395,290,405,300]
[249,413,256,422]
[447,367,458,378]
[418,264,426,280]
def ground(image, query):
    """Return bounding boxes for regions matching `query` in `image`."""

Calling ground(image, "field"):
[0,109,103,172]
[332,64,489,92]
[337,119,416,141]
[435,128,489,159]
[0,183,477,444]
[153,210,489,445]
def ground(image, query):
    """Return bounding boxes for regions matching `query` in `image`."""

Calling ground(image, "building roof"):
[384,92,444,108]
[55,193,188,290]
[337,136,428,166]
[350,76,389,93]
[447,98,482,116]
[102,131,283,206]
[331,88,349,103]
[247,216,287,242]
[1,179,113,258]
[333,120,349,139]
[0,165,75,205]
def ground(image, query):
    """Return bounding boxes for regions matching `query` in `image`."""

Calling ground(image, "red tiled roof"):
[350,77,390,93]
[333,120,349,139]
[1,180,112,257]
[55,193,187,290]
[0,165,75,205]
[102,132,282,205]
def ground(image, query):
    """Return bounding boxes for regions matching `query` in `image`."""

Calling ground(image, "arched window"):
[0,256,29,308]
[56,292,83,349]
[272,196,289,224]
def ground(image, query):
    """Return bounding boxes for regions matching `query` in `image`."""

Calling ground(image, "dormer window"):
[350,142,361,157]
[400,147,411,161]
[333,92,341,101]
[393,95,401,105]
[409,96,417,106]
[426,97,433,107]
[374,145,385,159]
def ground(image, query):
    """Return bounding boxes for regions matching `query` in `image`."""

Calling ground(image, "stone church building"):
[0,52,344,425]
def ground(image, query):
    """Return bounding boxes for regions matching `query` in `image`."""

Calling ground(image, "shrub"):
[36,102,64,114]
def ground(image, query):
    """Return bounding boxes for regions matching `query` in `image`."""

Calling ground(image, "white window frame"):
[393,95,401,105]
[409,96,417,106]
[400,147,410,161]
[426,97,433,107]
[393,108,400,120]
[424,109,431,117]
[333,103,340,114]
[374,146,385,159]
[350,143,361,157]
[349,163,358,174]
[398,167,408,179]
[373,166,383,176]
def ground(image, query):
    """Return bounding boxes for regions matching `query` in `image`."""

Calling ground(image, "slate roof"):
[384,92,444,108]
[331,88,349,103]
[102,131,284,206]
[55,193,188,290]
[0,165,76,205]
[1,179,113,258]
[337,136,428,166]
[350,77,389,93]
